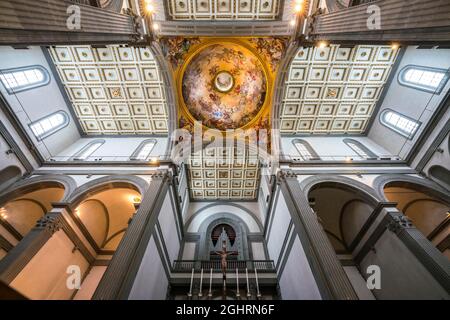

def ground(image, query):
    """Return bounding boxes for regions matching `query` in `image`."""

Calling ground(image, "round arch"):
[196,213,253,260]
[373,174,450,205]
[300,175,382,206]
[185,202,263,233]
[0,174,77,205]
[67,175,149,208]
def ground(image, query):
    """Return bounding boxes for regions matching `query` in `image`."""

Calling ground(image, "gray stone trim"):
[275,221,294,274]
[184,202,264,233]
[149,41,176,157]
[0,119,33,173]
[0,174,77,204]
[271,41,301,156]
[0,212,62,284]
[67,175,149,206]
[280,171,359,300]
[410,93,450,170]
[386,211,450,293]
[373,174,450,204]
[92,171,169,300]
[0,234,13,252]
[299,174,382,206]
[153,223,173,279]
[196,214,250,261]
[347,202,398,252]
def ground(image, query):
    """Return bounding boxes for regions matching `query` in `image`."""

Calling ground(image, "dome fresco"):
[181,43,267,131]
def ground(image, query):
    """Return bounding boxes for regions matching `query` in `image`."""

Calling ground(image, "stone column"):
[278,171,358,300]
[0,206,95,285]
[385,210,450,293]
[0,212,63,284]
[92,171,171,300]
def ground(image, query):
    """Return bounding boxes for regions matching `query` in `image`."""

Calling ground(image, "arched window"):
[0,65,50,94]
[130,139,157,161]
[29,111,69,140]
[380,109,420,139]
[71,139,105,161]
[292,139,320,160]
[343,139,377,160]
[398,65,449,94]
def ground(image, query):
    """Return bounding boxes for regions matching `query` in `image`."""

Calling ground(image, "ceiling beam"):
[0,0,141,46]
[307,0,450,45]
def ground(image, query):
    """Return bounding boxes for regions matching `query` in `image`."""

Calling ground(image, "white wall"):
[54,136,168,161]
[0,46,81,159]
[281,136,395,160]
[368,46,450,158]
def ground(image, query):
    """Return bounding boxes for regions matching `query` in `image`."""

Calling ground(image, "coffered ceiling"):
[49,45,168,135]
[279,45,399,135]
[167,0,281,20]
[187,146,260,200]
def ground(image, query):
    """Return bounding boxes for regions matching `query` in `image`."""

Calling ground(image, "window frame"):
[343,138,377,160]
[71,139,105,161]
[0,65,51,94]
[28,111,70,141]
[292,139,320,161]
[130,139,157,161]
[398,65,449,94]
[379,109,421,139]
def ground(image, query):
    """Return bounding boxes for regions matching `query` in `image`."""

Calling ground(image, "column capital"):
[35,213,62,236]
[387,213,414,234]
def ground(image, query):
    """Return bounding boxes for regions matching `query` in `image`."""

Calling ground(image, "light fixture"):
[152,23,159,30]
[131,196,142,204]
[290,19,296,27]
[317,41,328,48]
[74,209,81,217]
[294,4,302,13]
[149,156,159,164]
[391,43,400,50]
[345,157,353,162]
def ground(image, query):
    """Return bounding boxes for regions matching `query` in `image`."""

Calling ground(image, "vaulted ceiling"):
[49,45,169,135]
[279,44,399,135]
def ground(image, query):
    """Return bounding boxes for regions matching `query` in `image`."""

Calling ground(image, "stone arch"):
[0,174,77,205]
[67,175,149,207]
[185,202,263,233]
[196,213,252,261]
[0,166,22,192]
[373,174,450,204]
[300,175,382,205]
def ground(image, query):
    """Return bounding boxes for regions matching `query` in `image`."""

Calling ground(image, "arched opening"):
[0,183,65,260]
[429,166,450,191]
[308,181,378,300]
[383,182,450,260]
[70,185,141,299]
[209,223,238,261]
[0,166,22,192]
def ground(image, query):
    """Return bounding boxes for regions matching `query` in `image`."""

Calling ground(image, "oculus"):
[181,43,267,131]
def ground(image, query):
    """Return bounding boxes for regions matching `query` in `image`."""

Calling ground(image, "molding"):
[41,47,84,136]
[299,174,382,206]
[287,168,417,175]
[0,120,34,173]
[67,175,150,206]
[92,172,170,300]
[0,234,13,252]
[365,47,406,133]
[411,116,450,172]
[0,218,22,242]
[0,174,77,204]
[0,212,62,283]
[279,171,359,300]
[0,93,44,166]
[184,201,264,233]
[373,174,450,205]
[347,202,398,252]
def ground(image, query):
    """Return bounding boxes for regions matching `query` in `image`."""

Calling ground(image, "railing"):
[280,154,402,162]
[172,260,276,273]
